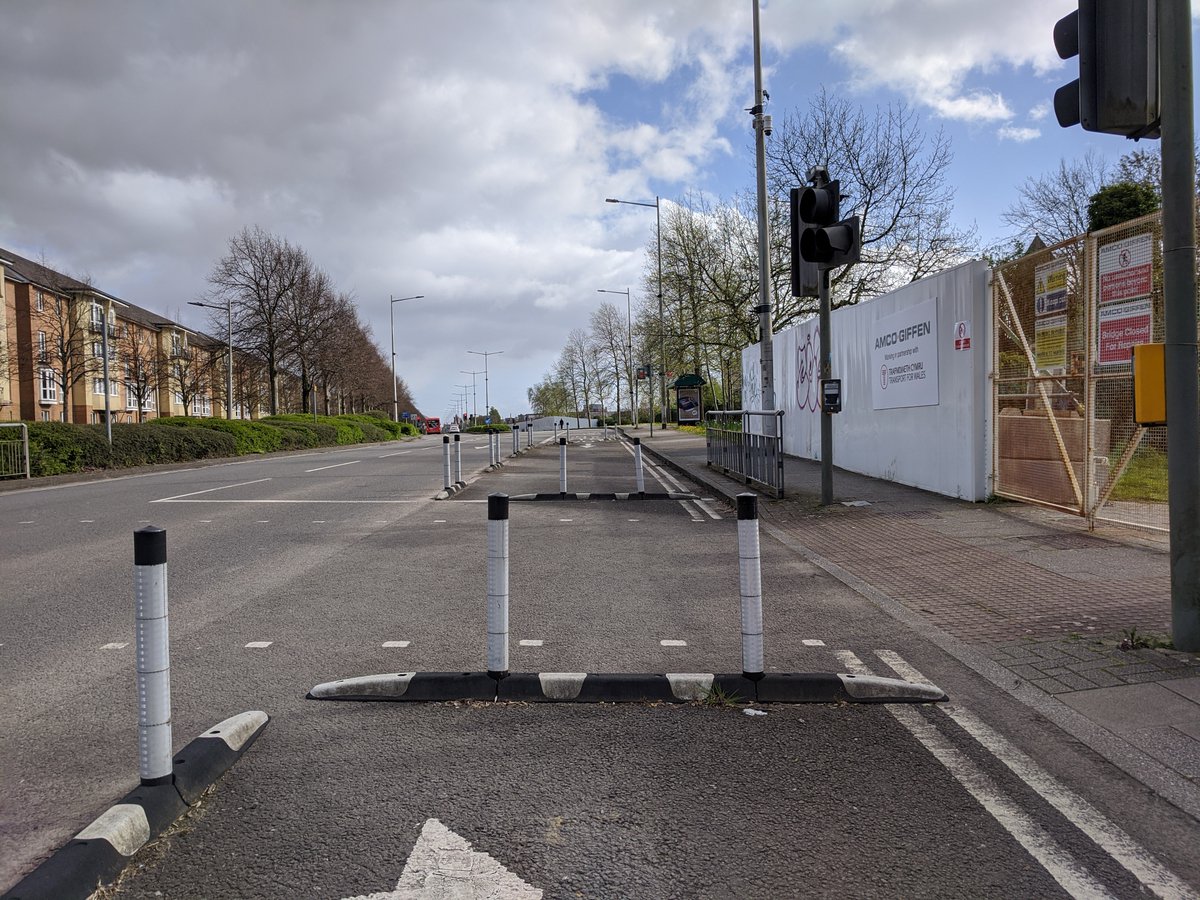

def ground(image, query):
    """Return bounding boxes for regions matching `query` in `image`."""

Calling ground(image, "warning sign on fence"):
[1098,298,1152,366]
[1098,233,1153,305]
[1034,258,1069,316]
[1035,314,1067,371]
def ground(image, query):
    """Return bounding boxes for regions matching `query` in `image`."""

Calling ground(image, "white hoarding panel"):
[870,297,939,410]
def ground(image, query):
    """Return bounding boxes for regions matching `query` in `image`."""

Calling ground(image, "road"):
[2,430,1199,898]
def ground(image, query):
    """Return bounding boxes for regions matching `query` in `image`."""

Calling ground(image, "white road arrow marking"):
[342,818,542,900]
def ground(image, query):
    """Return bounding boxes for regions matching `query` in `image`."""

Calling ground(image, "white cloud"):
[1029,101,1052,122]
[997,124,1041,143]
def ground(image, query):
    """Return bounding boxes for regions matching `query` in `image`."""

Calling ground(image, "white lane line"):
[152,478,272,503]
[159,498,429,504]
[875,650,1196,900]
[559,518,573,523]
[627,518,640,522]
[244,641,273,649]
[305,460,361,473]
[890,704,1116,899]
[802,639,826,647]
[638,455,722,520]
[433,519,447,523]
[835,650,868,674]
[100,642,129,650]
[379,449,414,458]
[19,521,34,525]
[312,520,326,524]
[382,641,411,648]
[519,639,544,647]
[255,519,269,523]
[199,519,213,524]
[79,519,94,523]
[660,639,687,647]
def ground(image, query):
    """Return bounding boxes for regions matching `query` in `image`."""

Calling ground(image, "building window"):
[191,395,211,416]
[94,377,105,395]
[37,331,47,363]
[91,302,104,329]
[41,410,50,422]
[35,291,44,312]
[40,368,57,402]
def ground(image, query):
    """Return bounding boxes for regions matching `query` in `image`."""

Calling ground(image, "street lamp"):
[606,196,666,430]
[460,369,483,424]
[597,288,635,428]
[389,294,424,422]
[467,349,504,422]
[188,298,233,419]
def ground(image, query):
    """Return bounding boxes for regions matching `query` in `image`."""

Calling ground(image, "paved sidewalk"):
[630,427,1200,815]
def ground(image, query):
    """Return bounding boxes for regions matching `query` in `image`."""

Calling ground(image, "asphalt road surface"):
[2,430,1199,898]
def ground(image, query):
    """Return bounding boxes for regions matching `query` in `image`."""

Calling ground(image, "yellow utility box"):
[1132,343,1166,426]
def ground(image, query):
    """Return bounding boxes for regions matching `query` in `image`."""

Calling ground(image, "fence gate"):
[705,409,785,498]
[0,423,31,479]
[992,211,1172,532]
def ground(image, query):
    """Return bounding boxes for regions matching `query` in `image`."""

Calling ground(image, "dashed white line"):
[433,519,447,523]
[379,449,414,458]
[79,519,94,523]
[152,478,272,503]
[305,460,361,473]
[100,642,129,650]
[559,518,573,523]
[255,520,269,524]
[519,639,544,647]
[802,639,826,647]
[18,521,33,525]
[382,641,411,648]
[660,639,687,647]
[244,641,273,649]
[312,520,326,524]
[199,519,213,524]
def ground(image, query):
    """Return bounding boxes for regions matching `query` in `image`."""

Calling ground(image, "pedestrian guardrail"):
[0,422,30,479]
[705,409,784,498]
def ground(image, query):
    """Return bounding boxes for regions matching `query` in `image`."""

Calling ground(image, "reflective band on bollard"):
[442,435,452,490]
[134,527,173,784]
[633,437,645,496]
[737,494,764,679]
[512,428,518,455]
[453,434,463,484]
[487,493,510,676]
[559,436,568,496]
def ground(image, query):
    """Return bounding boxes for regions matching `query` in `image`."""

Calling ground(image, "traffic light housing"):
[794,180,861,269]
[1053,0,1159,137]
[789,187,819,297]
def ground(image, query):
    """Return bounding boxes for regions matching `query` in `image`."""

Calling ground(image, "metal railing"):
[705,409,784,497]
[0,423,31,479]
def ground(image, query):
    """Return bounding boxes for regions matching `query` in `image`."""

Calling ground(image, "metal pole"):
[737,494,764,679]
[657,196,668,429]
[512,427,518,456]
[390,296,398,423]
[454,433,463,485]
[486,493,510,678]
[752,0,775,439]
[559,436,568,496]
[634,436,645,495]
[134,526,172,784]
[819,267,833,505]
[226,299,233,419]
[527,423,533,448]
[101,299,112,445]
[442,435,452,491]
[1161,0,1200,650]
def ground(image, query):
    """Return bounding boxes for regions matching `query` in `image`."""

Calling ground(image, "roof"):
[670,373,706,388]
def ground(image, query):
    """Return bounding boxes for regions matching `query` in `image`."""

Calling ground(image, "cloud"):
[997,124,1041,143]
[1029,101,1052,122]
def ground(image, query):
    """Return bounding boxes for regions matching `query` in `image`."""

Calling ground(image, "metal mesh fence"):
[992,212,1170,532]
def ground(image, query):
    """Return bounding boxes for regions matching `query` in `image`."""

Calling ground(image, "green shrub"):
[155,416,284,454]
[465,423,511,433]
[27,421,111,476]
[337,413,402,440]
[107,424,236,466]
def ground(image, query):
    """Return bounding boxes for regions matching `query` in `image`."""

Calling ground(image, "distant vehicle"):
[425,417,442,434]
[447,423,460,433]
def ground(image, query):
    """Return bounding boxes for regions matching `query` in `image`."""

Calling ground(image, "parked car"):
[447,423,460,433]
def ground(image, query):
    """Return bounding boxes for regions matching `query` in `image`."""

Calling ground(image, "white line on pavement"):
[379,449,414,458]
[305,460,361,473]
[100,642,129,650]
[802,639,826,647]
[874,650,1196,900]
[159,498,429,504]
[152,478,272,503]
[519,640,543,647]
[660,639,687,647]
[382,641,411,648]
[244,641,273,649]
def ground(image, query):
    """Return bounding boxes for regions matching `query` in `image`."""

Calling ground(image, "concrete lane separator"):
[3,711,269,900]
[306,670,945,704]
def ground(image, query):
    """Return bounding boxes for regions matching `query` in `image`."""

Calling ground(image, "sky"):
[1,1,1195,421]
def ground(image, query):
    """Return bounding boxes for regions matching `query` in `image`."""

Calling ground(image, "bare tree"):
[206,226,309,415]
[164,338,212,415]
[33,266,102,423]
[589,301,628,423]
[1001,149,1110,246]
[119,325,160,422]
[767,88,974,307]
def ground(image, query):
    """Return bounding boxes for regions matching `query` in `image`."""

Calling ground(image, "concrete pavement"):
[632,426,1200,820]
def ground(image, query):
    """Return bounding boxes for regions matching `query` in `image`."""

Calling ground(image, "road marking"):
[379,449,413,458]
[660,639,687,647]
[79,519,94,523]
[802,639,826,646]
[255,519,269,523]
[19,521,33,525]
[199,519,213,524]
[627,518,640,522]
[244,641,273,649]
[382,641,411,648]
[519,639,544,647]
[433,519,446,523]
[341,818,540,900]
[159,498,428,504]
[152,478,272,503]
[622,446,722,519]
[559,518,573,522]
[100,642,129,650]
[875,650,1195,900]
[305,460,361,473]
[312,520,326,524]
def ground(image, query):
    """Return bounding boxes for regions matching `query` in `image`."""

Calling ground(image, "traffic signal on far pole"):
[796,179,861,269]
[789,188,819,298]
[1053,0,1159,137]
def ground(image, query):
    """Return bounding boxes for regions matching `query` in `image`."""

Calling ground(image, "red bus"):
[425,417,442,434]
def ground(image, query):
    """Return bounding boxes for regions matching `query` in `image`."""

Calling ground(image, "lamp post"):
[597,288,634,428]
[460,369,483,425]
[606,196,666,429]
[389,294,424,422]
[467,348,504,422]
[187,298,233,419]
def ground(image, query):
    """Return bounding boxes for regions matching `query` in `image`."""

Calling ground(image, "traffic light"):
[789,188,819,297]
[794,180,861,268]
[1053,0,1159,137]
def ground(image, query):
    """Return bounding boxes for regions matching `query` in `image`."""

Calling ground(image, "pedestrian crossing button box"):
[1131,343,1166,426]
[821,378,842,414]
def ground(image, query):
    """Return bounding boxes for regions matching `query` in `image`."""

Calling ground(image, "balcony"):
[89,321,117,337]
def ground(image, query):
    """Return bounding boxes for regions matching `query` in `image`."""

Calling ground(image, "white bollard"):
[633,437,645,496]
[737,494,764,678]
[527,424,533,448]
[442,435,452,490]
[512,427,519,456]
[487,493,510,676]
[454,434,463,484]
[134,527,173,784]
[559,436,568,496]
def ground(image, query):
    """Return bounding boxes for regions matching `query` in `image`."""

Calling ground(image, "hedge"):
[21,411,411,478]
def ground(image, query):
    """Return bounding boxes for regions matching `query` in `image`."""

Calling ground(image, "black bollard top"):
[633,437,641,446]
[134,526,167,566]
[488,492,510,520]
[736,493,758,521]
[443,435,450,443]
[454,433,460,441]
[559,437,566,445]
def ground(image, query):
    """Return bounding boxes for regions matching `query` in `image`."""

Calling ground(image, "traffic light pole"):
[1160,0,1200,651]
[751,0,775,434]
[819,267,833,506]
